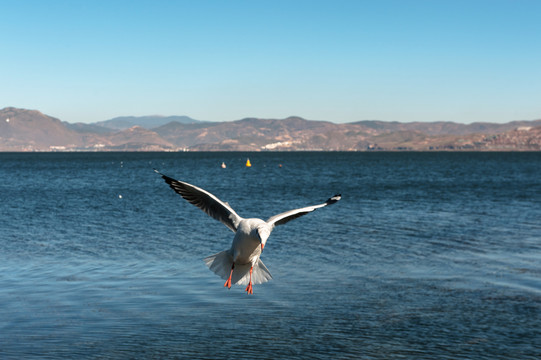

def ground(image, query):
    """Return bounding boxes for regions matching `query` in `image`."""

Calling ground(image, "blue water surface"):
[0,152,540,359]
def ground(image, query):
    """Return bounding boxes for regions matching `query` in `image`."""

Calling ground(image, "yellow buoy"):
[246,158,251,167]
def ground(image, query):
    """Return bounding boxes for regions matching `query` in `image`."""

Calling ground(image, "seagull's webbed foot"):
[224,263,234,289]
[245,267,253,295]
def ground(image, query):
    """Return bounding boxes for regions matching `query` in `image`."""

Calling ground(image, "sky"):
[1,0,540,124]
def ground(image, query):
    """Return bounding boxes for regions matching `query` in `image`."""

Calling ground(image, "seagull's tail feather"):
[203,251,272,286]
[244,258,273,285]
[204,251,234,280]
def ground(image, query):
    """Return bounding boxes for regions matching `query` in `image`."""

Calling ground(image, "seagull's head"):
[256,225,270,252]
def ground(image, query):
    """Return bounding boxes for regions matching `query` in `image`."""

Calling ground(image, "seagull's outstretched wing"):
[155,170,242,232]
[266,194,341,228]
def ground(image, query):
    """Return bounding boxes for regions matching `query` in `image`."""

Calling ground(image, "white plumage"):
[155,169,341,294]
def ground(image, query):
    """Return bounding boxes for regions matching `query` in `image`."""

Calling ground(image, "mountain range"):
[1,107,540,151]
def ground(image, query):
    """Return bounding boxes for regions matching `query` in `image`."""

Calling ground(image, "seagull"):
[155,169,341,294]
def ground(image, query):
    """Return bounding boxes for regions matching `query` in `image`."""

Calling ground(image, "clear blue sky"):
[1,0,540,124]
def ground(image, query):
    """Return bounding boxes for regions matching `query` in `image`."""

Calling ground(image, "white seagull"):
[155,170,341,294]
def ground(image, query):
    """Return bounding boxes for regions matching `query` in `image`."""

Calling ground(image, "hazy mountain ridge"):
[352,120,540,136]
[1,107,540,151]
[95,115,203,130]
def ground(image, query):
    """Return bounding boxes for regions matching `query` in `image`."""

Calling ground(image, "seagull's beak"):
[261,243,265,251]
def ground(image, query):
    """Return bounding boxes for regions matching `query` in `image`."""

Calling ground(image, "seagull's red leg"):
[224,263,234,289]
[245,267,253,294]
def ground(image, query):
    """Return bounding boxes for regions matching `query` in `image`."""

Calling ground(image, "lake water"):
[1,152,540,359]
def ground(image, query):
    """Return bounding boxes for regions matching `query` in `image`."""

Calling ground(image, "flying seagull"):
[155,169,341,294]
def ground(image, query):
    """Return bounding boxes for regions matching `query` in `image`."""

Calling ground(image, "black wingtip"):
[154,168,175,185]
[154,168,166,179]
[326,194,341,205]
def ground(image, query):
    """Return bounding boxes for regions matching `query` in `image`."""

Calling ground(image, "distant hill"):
[95,115,203,130]
[0,107,85,150]
[1,107,540,151]
[63,122,114,134]
[0,108,176,151]
[352,120,541,136]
